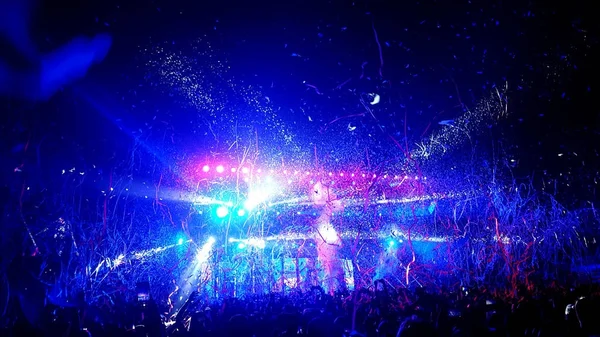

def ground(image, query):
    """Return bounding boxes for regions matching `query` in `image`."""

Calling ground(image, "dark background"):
[1,0,598,208]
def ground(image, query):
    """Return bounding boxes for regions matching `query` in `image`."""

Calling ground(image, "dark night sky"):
[1,0,599,207]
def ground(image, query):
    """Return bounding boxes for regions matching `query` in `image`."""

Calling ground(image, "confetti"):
[2,0,597,305]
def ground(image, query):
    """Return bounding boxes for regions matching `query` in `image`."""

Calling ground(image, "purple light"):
[216,165,224,173]
[242,167,249,174]
[231,168,237,172]
[202,165,210,172]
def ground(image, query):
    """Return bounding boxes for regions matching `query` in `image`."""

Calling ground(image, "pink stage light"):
[231,168,237,172]
[340,173,344,176]
[202,165,210,172]
[242,167,249,174]
[216,165,224,173]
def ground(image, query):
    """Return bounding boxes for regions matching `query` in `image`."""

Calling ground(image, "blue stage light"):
[237,243,246,249]
[177,238,184,245]
[237,209,246,217]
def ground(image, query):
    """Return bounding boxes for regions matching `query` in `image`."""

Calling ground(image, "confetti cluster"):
[412,83,509,161]
[143,38,297,154]
[1,0,598,303]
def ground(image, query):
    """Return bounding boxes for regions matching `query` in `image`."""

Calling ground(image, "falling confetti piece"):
[369,93,381,105]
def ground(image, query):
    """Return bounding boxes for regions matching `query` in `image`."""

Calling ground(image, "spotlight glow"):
[247,238,266,249]
[216,206,229,218]
[237,209,246,217]
[196,237,216,262]
[244,188,272,210]
[216,165,224,173]
[202,165,210,172]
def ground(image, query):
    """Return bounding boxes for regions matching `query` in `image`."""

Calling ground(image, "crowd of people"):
[3,279,600,337]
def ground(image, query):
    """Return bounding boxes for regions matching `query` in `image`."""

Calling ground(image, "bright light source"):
[228,237,235,243]
[216,206,229,218]
[244,189,270,210]
[237,243,246,249]
[178,238,184,245]
[202,165,210,172]
[242,167,249,174]
[207,236,216,244]
[237,209,246,217]
[216,165,224,173]
[318,224,339,244]
[231,168,237,172]
[247,238,266,249]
